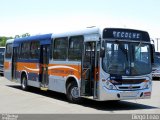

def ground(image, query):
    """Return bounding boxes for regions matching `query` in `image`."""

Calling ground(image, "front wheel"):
[21,75,28,91]
[66,82,81,103]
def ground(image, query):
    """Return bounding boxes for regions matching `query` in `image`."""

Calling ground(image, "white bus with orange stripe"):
[4,28,154,103]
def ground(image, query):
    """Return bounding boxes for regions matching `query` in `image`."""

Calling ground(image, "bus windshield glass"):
[0,48,5,65]
[0,52,4,65]
[0,48,5,52]
[102,41,152,76]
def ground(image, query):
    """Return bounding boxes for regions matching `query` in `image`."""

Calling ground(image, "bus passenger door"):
[40,45,50,90]
[81,42,99,98]
[12,47,18,81]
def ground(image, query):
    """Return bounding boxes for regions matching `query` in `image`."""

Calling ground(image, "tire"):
[66,82,81,103]
[21,75,28,91]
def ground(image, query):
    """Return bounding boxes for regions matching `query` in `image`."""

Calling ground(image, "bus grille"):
[118,86,140,89]
[111,79,146,85]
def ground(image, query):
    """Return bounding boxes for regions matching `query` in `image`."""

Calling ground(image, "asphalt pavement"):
[0,76,160,114]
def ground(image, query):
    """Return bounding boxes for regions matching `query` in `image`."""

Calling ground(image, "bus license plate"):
[120,91,138,97]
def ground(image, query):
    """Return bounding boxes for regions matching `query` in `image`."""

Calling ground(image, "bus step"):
[40,87,48,91]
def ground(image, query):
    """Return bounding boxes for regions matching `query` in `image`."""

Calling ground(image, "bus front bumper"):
[99,87,151,101]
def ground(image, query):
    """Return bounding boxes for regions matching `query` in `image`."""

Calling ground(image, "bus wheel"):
[21,75,28,91]
[66,82,81,103]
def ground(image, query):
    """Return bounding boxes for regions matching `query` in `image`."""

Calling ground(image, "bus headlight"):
[109,85,114,90]
[143,83,149,89]
[143,81,151,89]
[106,80,117,90]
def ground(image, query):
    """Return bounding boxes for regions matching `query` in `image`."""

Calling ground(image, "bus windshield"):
[0,52,4,65]
[0,48,5,65]
[0,48,5,52]
[102,41,152,76]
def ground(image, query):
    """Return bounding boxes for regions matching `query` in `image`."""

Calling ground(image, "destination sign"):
[103,28,150,42]
[113,31,141,39]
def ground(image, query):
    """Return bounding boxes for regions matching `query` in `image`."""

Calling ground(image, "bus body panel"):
[48,60,81,94]
[12,34,52,87]
[4,59,12,80]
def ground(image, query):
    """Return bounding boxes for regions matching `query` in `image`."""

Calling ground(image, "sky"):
[0,0,160,51]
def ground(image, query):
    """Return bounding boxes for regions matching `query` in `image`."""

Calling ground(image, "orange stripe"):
[4,61,10,70]
[16,62,82,80]
[17,62,40,74]
[48,64,81,80]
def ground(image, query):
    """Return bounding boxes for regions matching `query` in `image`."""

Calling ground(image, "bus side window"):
[5,43,13,59]
[21,42,30,59]
[30,41,40,59]
[68,36,84,61]
[53,37,68,60]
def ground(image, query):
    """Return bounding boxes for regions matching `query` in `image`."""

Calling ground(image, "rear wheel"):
[66,82,81,103]
[21,75,28,91]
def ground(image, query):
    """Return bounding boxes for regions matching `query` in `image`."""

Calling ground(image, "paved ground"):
[0,76,160,114]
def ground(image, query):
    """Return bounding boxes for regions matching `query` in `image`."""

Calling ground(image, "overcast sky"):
[0,0,160,50]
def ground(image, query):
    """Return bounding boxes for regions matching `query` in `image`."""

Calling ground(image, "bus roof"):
[51,27,150,42]
[11,27,150,46]
[6,39,14,44]
[13,33,52,47]
[51,27,100,39]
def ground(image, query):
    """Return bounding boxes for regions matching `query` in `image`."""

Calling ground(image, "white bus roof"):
[6,39,14,44]
[51,27,100,38]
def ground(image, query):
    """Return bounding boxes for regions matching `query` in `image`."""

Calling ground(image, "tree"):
[0,36,13,47]
[15,33,30,38]
[0,33,30,47]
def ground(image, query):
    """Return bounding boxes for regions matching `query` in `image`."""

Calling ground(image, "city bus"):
[0,47,5,75]
[4,28,154,103]
[152,52,160,80]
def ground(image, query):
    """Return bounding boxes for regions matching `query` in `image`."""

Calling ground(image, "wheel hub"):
[71,87,79,98]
